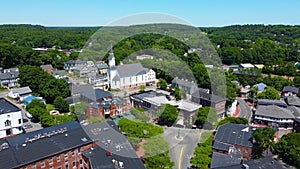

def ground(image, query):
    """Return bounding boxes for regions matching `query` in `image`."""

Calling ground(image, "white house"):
[108,49,156,90]
[0,98,23,138]
[8,86,32,101]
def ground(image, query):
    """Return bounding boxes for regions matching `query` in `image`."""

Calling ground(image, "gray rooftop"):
[285,96,300,107]
[172,77,197,88]
[81,89,112,102]
[64,59,86,65]
[0,98,21,114]
[71,84,94,95]
[116,63,149,78]
[213,156,287,169]
[282,86,299,94]
[287,106,300,118]
[40,64,53,70]
[255,105,295,119]
[257,99,287,108]
[214,123,253,148]
[211,151,242,169]
[0,121,93,169]
[82,121,145,169]
[192,88,225,104]
[10,87,32,95]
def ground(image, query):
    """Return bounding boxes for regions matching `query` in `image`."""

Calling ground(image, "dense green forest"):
[1,24,300,68]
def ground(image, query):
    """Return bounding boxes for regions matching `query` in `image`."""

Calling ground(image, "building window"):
[245,148,248,154]
[57,155,61,162]
[64,153,68,159]
[31,164,36,169]
[4,120,11,127]
[65,163,69,169]
[49,166,53,169]
[72,161,76,167]
[49,158,53,164]
[18,119,22,124]
[6,129,11,136]
[41,161,45,168]
[72,150,75,156]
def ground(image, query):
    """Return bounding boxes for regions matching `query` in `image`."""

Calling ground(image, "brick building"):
[213,123,253,159]
[0,121,94,169]
[86,97,130,119]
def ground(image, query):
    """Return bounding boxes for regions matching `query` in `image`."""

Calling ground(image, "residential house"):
[253,105,294,138]
[191,88,226,118]
[213,123,253,159]
[0,68,19,88]
[281,86,299,97]
[212,156,286,169]
[239,63,255,70]
[171,77,198,95]
[73,64,98,78]
[239,87,250,98]
[95,61,108,75]
[257,99,287,108]
[52,70,68,80]
[253,82,267,92]
[0,98,23,138]
[254,64,265,69]
[284,96,300,133]
[40,64,54,74]
[108,49,156,90]
[86,73,109,89]
[63,59,86,72]
[8,86,32,101]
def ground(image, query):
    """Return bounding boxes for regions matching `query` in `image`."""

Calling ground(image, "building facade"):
[0,98,23,138]
[108,49,156,90]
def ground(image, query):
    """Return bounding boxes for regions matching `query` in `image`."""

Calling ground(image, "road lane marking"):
[178,146,184,169]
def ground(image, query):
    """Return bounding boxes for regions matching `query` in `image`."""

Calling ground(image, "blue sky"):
[1,0,299,27]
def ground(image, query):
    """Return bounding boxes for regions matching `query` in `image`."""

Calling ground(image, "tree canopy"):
[157,104,179,127]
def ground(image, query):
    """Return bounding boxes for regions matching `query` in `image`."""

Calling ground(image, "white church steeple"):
[108,45,115,67]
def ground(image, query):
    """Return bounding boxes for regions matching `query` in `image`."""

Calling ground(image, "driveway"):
[164,127,202,169]
[237,98,252,122]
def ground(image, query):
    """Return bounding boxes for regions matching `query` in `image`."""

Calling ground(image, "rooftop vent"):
[81,137,88,142]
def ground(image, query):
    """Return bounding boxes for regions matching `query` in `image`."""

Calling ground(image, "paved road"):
[237,98,252,122]
[164,127,202,169]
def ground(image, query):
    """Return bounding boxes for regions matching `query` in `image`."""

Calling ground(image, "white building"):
[8,86,32,101]
[0,98,23,138]
[108,49,156,90]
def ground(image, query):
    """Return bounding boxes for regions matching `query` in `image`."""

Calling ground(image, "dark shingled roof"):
[255,105,294,119]
[214,123,253,148]
[211,151,242,169]
[213,156,287,169]
[282,86,299,94]
[0,98,21,114]
[82,121,145,169]
[71,84,94,95]
[64,59,86,65]
[257,99,287,108]
[192,88,225,104]
[1,121,93,169]
[81,89,112,102]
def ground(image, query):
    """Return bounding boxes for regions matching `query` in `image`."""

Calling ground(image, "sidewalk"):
[232,105,240,117]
